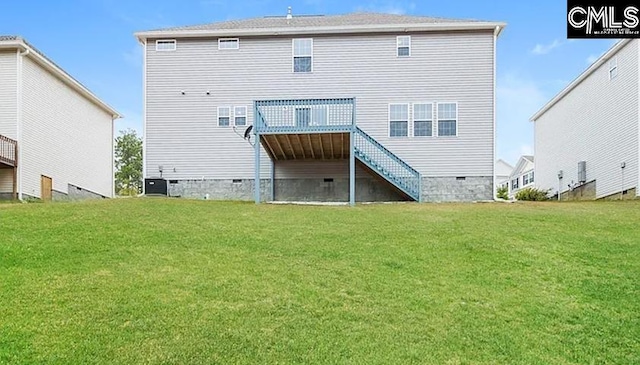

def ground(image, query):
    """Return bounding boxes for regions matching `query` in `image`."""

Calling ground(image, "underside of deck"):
[261,132,350,161]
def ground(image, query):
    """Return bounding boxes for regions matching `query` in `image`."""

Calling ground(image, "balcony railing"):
[254,98,355,134]
[0,135,17,167]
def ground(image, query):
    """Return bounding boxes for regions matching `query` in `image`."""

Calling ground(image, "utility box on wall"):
[145,178,168,195]
[578,161,587,184]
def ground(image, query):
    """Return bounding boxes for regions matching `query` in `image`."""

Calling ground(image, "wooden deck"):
[0,134,18,200]
[261,132,350,161]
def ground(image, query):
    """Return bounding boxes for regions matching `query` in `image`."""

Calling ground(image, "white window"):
[218,38,239,50]
[397,36,411,57]
[413,103,433,137]
[218,106,231,126]
[156,39,176,52]
[234,106,247,126]
[389,104,409,137]
[523,171,534,185]
[293,38,313,73]
[437,103,457,137]
[609,57,618,80]
[511,178,519,190]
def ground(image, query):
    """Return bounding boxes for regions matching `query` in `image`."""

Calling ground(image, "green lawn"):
[1,199,639,364]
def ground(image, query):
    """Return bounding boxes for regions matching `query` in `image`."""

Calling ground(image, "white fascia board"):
[135,21,507,42]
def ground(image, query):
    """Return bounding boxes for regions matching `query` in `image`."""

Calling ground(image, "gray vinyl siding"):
[534,40,639,199]
[0,51,17,192]
[19,57,114,198]
[145,31,494,180]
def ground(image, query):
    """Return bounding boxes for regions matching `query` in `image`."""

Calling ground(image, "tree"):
[115,129,143,196]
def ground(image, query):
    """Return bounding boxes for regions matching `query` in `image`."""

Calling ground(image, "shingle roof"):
[0,35,19,41]
[154,12,481,32]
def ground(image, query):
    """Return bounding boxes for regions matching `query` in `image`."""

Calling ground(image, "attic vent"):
[578,161,587,183]
[286,6,292,19]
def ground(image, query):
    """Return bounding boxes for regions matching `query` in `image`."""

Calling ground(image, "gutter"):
[135,21,508,42]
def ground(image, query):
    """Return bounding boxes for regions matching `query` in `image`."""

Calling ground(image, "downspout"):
[142,39,147,194]
[16,47,30,201]
[492,25,500,201]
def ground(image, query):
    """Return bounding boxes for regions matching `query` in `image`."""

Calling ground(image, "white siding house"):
[531,39,639,200]
[496,159,514,188]
[136,12,505,203]
[0,36,120,200]
[508,155,534,198]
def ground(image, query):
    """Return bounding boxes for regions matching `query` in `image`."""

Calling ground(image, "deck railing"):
[0,135,17,167]
[354,127,421,201]
[254,98,355,134]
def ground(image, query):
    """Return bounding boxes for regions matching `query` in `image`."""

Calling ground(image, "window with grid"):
[218,107,231,126]
[293,38,312,72]
[389,104,409,137]
[397,36,410,57]
[413,103,433,137]
[437,103,457,136]
[511,178,519,190]
[234,106,247,126]
[156,40,176,51]
[218,38,239,50]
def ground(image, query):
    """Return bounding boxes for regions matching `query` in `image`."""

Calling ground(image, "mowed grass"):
[0,199,639,364]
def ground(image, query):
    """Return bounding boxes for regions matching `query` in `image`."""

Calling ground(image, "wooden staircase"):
[0,135,18,199]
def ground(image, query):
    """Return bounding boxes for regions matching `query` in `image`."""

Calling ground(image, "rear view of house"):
[532,39,639,200]
[136,11,505,203]
[0,36,120,201]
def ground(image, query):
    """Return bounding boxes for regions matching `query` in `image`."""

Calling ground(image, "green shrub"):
[515,187,550,201]
[497,185,509,200]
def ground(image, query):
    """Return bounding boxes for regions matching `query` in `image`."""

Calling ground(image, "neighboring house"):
[531,39,638,200]
[0,36,120,201]
[495,159,513,189]
[136,11,505,204]
[508,155,534,198]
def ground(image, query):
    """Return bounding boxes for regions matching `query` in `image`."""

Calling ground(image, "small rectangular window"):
[437,103,457,137]
[293,38,313,73]
[413,103,433,137]
[397,36,411,57]
[156,39,176,52]
[234,106,247,126]
[218,38,239,50]
[511,178,519,190]
[218,106,231,126]
[389,104,409,137]
[609,57,618,80]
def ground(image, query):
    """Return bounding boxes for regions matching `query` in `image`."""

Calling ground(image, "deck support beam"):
[349,131,355,206]
[270,160,275,201]
[255,133,261,204]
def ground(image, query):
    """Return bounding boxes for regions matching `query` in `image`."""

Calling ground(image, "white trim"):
[217,106,232,127]
[493,25,499,199]
[638,40,640,197]
[412,102,434,137]
[135,21,507,41]
[388,103,410,138]
[608,56,618,80]
[155,39,176,52]
[142,40,147,189]
[292,38,313,73]
[16,49,24,200]
[218,38,239,50]
[397,35,411,57]
[0,38,121,118]
[234,105,248,126]
[531,39,631,121]
[436,101,459,137]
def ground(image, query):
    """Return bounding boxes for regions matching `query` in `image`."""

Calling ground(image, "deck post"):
[270,160,275,201]
[12,142,17,200]
[254,102,261,204]
[349,97,356,206]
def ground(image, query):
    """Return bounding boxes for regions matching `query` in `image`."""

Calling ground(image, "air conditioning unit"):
[145,178,168,196]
